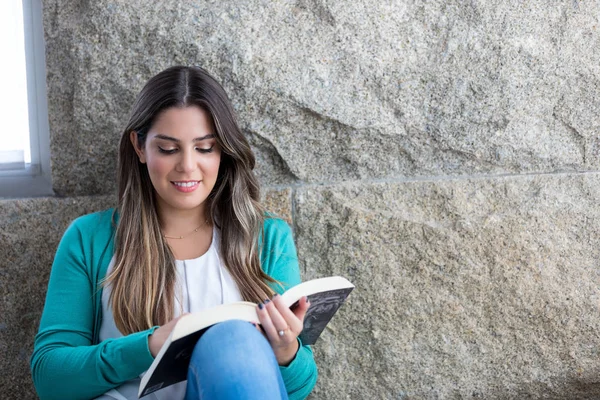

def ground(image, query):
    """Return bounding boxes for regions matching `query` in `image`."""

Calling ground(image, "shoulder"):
[261,216,294,251]
[260,216,301,290]
[71,208,116,227]
[61,208,117,253]
[51,208,117,279]
[68,208,117,237]
[260,216,298,266]
[263,215,292,235]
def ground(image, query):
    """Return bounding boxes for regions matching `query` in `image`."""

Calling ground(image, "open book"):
[139,276,354,397]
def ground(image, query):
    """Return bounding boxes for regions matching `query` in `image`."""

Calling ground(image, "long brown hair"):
[104,66,274,334]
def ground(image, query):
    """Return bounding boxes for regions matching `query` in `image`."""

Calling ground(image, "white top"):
[95,227,243,400]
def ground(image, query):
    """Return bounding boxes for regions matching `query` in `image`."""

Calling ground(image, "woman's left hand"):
[256,294,310,365]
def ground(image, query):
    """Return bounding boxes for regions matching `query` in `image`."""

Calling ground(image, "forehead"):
[149,106,215,140]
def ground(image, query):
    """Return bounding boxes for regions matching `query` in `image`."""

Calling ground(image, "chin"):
[156,192,207,212]
[170,199,205,210]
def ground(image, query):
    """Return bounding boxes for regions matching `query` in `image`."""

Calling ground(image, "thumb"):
[292,296,310,322]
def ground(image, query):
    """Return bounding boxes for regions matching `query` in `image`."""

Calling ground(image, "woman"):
[30,66,318,400]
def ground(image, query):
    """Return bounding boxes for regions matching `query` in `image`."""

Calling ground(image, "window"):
[0,0,52,199]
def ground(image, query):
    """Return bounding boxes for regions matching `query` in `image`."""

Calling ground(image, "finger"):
[257,301,279,342]
[292,296,310,322]
[265,298,293,338]
[271,294,303,334]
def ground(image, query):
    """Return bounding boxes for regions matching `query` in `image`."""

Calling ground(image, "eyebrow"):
[153,134,215,142]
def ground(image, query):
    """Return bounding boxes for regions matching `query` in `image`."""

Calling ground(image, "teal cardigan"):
[30,208,317,400]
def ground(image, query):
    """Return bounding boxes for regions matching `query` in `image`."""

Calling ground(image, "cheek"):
[146,156,172,180]
[205,154,221,179]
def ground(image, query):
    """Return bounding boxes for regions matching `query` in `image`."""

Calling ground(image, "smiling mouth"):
[171,181,200,188]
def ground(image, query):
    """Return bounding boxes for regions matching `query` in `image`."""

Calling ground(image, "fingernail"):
[258,303,264,310]
[273,293,279,298]
[264,299,271,304]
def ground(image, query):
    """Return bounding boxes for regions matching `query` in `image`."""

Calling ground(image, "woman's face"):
[131,105,222,215]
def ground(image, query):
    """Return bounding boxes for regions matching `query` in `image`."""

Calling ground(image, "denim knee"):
[186,320,288,400]
[201,319,260,344]
[191,319,273,365]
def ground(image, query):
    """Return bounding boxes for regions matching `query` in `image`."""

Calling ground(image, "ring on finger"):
[277,327,290,337]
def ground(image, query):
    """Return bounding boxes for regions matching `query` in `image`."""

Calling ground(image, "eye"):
[197,146,214,154]
[158,147,177,154]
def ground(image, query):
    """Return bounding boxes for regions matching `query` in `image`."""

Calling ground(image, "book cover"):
[296,287,353,345]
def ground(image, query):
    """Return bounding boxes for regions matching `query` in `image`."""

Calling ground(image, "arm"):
[30,217,157,400]
[261,218,318,400]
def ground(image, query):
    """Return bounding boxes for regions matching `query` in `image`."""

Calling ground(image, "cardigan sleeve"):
[261,218,318,400]
[30,216,158,400]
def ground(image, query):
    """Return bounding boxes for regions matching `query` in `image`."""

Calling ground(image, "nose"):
[176,148,197,173]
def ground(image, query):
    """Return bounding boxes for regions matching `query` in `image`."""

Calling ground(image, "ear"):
[130,130,146,163]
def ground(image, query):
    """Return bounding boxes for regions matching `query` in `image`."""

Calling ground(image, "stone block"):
[42,0,600,196]
[262,187,293,225]
[295,173,600,399]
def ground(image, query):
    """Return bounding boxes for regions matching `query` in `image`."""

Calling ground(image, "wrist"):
[276,339,300,366]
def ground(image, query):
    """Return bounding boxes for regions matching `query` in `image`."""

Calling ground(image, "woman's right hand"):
[148,314,188,358]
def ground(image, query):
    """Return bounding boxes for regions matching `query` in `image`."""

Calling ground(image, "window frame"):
[0,0,53,199]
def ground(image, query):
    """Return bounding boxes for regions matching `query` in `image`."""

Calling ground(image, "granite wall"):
[2,0,600,398]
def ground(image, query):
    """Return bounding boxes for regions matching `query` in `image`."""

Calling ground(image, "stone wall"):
[2,0,600,398]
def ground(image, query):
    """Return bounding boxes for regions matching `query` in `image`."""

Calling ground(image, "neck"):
[156,202,210,237]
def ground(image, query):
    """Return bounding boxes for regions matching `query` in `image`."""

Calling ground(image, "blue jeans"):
[184,320,289,400]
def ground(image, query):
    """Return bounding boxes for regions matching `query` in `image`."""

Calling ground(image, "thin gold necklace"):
[163,220,209,239]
